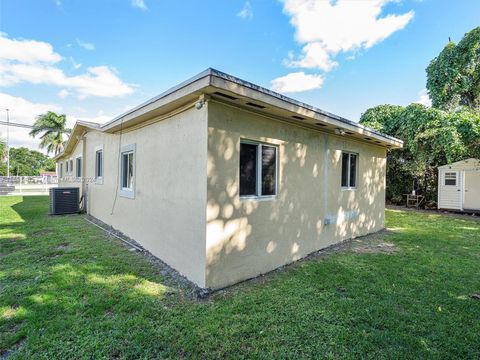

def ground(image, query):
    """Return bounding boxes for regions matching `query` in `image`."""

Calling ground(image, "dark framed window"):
[341,152,358,188]
[444,172,457,186]
[76,157,82,177]
[121,151,134,190]
[240,141,277,197]
[119,144,135,199]
[69,160,73,174]
[95,149,103,180]
[59,163,63,178]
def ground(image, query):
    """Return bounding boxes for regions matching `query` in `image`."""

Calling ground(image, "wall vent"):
[246,102,266,109]
[214,91,238,101]
[316,123,328,127]
[292,115,305,120]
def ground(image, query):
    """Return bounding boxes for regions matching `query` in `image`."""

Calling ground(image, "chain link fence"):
[0,176,58,196]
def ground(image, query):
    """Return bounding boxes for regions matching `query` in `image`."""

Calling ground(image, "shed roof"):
[55,68,403,160]
[438,158,480,170]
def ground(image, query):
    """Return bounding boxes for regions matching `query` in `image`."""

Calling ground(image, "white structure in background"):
[438,158,480,211]
[0,175,58,196]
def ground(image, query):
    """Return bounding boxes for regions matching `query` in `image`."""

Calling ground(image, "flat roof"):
[56,68,403,159]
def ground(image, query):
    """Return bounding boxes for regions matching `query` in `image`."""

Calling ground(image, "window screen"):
[240,143,258,196]
[444,172,457,186]
[121,152,134,189]
[76,157,82,177]
[341,152,358,188]
[261,145,277,196]
[95,150,103,179]
[240,141,277,197]
[341,153,349,187]
[59,163,63,178]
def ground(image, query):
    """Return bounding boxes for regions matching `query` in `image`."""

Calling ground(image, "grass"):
[1,196,480,359]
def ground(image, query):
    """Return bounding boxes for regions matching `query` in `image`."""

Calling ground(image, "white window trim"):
[444,171,457,186]
[75,156,82,179]
[95,145,104,185]
[341,151,358,191]
[119,143,136,199]
[240,140,278,201]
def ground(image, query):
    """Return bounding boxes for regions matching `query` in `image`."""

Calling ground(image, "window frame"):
[444,171,457,186]
[75,156,82,178]
[69,159,73,175]
[341,151,358,190]
[239,139,278,200]
[95,145,104,185]
[119,143,136,199]
[65,160,69,174]
[59,162,63,178]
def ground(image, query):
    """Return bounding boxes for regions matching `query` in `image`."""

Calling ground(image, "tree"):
[360,105,480,204]
[29,111,71,155]
[0,138,5,161]
[426,27,480,111]
[5,147,56,176]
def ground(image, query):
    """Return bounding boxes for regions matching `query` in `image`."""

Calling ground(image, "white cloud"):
[57,89,69,98]
[270,72,324,93]
[237,1,253,20]
[0,32,62,64]
[0,33,133,98]
[0,93,115,152]
[285,42,338,72]
[69,57,82,69]
[416,89,432,107]
[76,38,95,51]
[131,0,147,10]
[282,0,414,71]
[0,93,61,150]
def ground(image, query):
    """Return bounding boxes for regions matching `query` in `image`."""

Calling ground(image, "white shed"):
[438,158,480,211]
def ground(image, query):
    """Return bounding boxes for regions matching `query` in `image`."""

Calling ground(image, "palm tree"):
[0,138,5,160]
[29,111,71,155]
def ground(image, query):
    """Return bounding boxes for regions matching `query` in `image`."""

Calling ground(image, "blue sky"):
[1,0,479,150]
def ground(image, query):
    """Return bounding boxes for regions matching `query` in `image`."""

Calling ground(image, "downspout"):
[323,133,330,225]
[81,135,88,214]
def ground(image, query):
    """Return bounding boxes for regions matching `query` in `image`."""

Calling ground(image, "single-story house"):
[55,68,403,289]
[438,158,480,212]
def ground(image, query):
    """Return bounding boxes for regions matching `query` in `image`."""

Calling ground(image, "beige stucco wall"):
[59,106,208,287]
[58,139,83,191]
[206,101,386,289]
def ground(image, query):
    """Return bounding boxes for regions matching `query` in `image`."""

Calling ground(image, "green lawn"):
[1,196,479,359]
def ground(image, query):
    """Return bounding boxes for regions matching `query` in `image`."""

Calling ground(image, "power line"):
[0,120,34,129]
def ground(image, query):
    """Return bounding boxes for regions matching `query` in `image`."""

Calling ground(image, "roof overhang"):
[56,68,403,160]
[53,121,101,160]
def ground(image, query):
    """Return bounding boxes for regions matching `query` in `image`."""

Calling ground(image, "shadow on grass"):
[1,198,480,358]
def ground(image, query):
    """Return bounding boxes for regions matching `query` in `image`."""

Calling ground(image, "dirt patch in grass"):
[0,335,26,360]
[54,243,72,251]
[31,229,54,237]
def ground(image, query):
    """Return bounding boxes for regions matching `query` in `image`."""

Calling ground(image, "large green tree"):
[29,111,71,155]
[2,147,56,176]
[360,105,480,203]
[426,27,480,111]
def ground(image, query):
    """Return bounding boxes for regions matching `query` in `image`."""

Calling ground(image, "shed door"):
[463,171,480,210]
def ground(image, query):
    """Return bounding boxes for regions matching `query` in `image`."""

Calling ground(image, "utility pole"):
[6,109,10,177]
